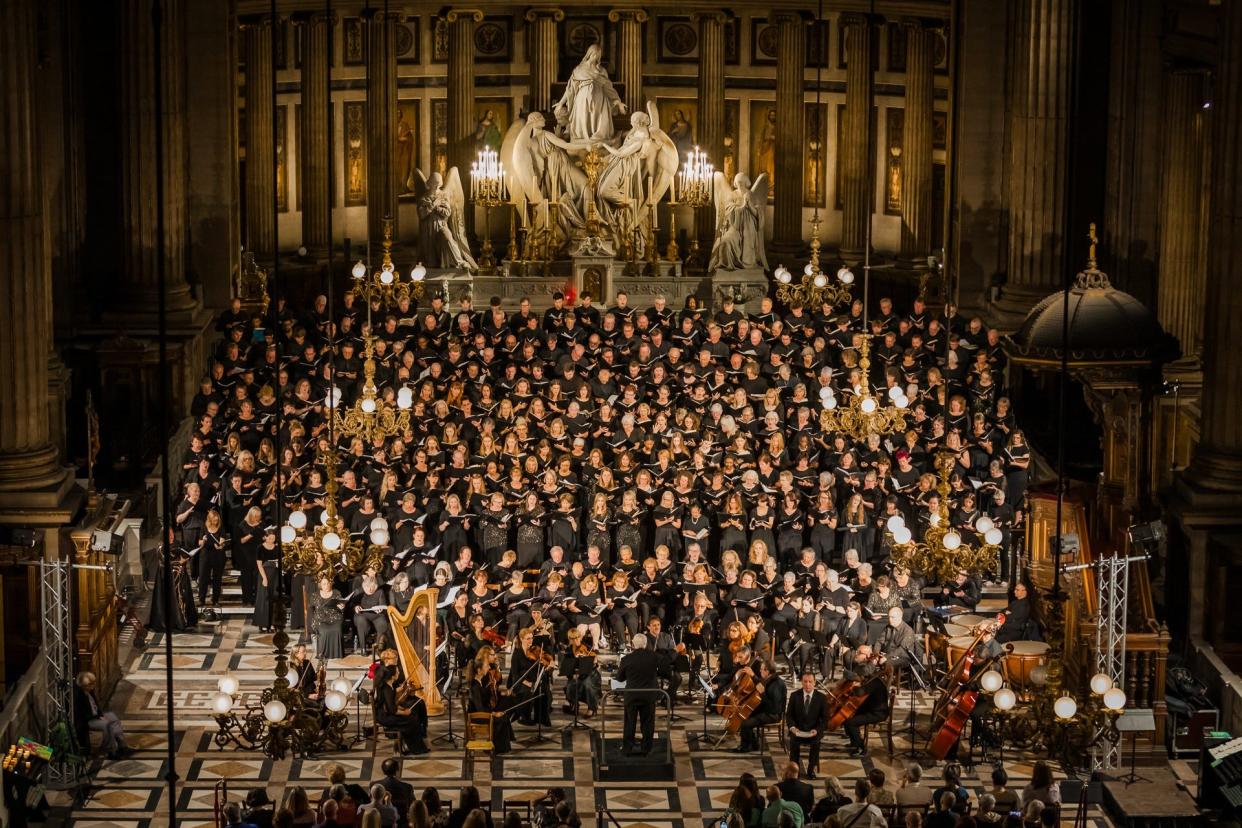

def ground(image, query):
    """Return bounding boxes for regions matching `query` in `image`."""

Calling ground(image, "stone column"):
[446,9,483,227]
[695,11,728,249]
[1157,71,1209,365]
[993,0,1078,320]
[609,9,647,115]
[243,15,276,261]
[524,8,563,114]
[298,11,334,254]
[899,19,935,269]
[1188,0,1242,491]
[0,0,70,494]
[771,11,807,256]
[839,12,873,264]
[366,9,399,245]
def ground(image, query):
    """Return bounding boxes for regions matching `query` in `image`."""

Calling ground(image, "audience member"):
[284,787,316,826]
[726,773,765,828]
[808,777,851,824]
[378,758,415,827]
[244,790,275,828]
[408,801,431,828]
[224,803,258,828]
[976,794,1002,824]
[895,763,932,810]
[1019,762,1060,811]
[361,784,400,827]
[833,780,885,828]
[990,767,1019,813]
[930,766,968,814]
[924,793,958,828]
[865,768,895,807]
[448,788,495,828]
[777,762,815,818]
[760,785,804,828]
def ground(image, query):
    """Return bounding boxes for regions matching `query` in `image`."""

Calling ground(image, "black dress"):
[148,546,199,632]
[252,544,281,630]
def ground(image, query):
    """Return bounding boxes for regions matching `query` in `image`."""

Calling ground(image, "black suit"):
[778,778,816,820]
[616,648,660,754]
[379,774,415,828]
[785,689,827,772]
[739,674,786,751]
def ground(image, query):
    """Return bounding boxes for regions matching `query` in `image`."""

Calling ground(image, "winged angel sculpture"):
[413,168,477,272]
[708,171,769,272]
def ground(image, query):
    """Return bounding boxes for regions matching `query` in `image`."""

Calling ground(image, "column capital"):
[238,13,275,31]
[839,12,880,30]
[770,10,810,27]
[608,8,649,24]
[691,10,731,25]
[525,7,565,23]
[443,8,485,24]
[899,16,942,33]
[290,10,338,27]
[361,8,403,23]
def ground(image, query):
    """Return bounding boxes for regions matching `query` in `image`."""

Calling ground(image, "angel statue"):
[554,43,627,144]
[413,168,478,272]
[595,104,679,234]
[501,111,589,230]
[708,172,770,272]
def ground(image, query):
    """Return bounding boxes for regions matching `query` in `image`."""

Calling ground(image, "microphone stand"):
[901,664,922,759]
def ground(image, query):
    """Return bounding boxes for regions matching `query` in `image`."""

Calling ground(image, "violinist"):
[732,660,786,753]
[744,614,771,662]
[374,659,430,755]
[444,592,475,662]
[561,628,601,718]
[467,645,513,753]
[841,645,889,758]
[508,626,553,727]
[289,643,320,703]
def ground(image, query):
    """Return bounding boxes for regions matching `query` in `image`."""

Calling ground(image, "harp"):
[386,587,445,715]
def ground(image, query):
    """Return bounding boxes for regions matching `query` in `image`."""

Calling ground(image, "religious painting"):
[432,99,448,175]
[472,98,511,156]
[751,19,778,66]
[474,18,512,63]
[933,111,947,150]
[658,18,698,63]
[722,100,740,182]
[836,19,880,71]
[344,101,367,206]
[396,18,420,64]
[657,100,697,164]
[562,18,605,62]
[885,108,903,215]
[804,103,829,208]
[343,18,365,66]
[275,105,289,212]
[749,101,777,204]
[395,101,420,199]
[887,23,907,72]
[433,16,449,63]
[807,19,831,68]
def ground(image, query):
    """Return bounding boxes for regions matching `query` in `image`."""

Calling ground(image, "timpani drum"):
[1004,640,1050,689]
[945,635,977,671]
[952,613,987,629]
[928,623,970,666]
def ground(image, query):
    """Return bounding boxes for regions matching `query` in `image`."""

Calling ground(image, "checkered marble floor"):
[52,604,1137,827]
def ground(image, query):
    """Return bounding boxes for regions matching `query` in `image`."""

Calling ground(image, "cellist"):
[732,660,786,753]
[934,622,1005,760]
[840,645,890,758]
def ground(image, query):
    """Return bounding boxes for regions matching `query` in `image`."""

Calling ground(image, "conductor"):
[616,632,659,756]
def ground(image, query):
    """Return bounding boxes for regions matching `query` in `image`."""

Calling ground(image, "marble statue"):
[708,171,770,272]
[503,111,588,224]
[554,44,627,144]
[414,168,478,272]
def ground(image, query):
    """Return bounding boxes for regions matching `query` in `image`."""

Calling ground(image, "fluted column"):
[243,15,276,261]
[772,11,806,255]
[695,11,728,249]
[0,0,69,492]
[1188,0,1242,491]
[900,19,935,268]
[839,12,873,264]
[994,0,1077,318]
[525,8,563,114]
[366,9,399,245]
[1157,71,1209,364]
[298,11,334,253]
[447,8,483,234]
[609,9,647,115]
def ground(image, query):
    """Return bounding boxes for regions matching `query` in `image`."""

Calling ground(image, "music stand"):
[1116,708,1155,785]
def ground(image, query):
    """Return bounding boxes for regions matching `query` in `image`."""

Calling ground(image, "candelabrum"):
[351,218,426,307]
[818,335,909,441]
[678,146,713,264]
[882,452,1002,584]
[471,148,506,272]
[329,336,413,444]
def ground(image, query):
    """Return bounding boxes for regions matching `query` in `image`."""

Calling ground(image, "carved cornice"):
[691,10,731,25]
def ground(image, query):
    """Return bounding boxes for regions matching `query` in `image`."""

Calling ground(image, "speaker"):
[91,528,125,555]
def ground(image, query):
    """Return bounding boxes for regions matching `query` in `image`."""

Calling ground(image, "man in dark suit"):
[616,632,660,755]
[377,758,415,828]
[777,761,816,817]
[785,671,827,778]
[878,607,919,670]
[735,660,786,753]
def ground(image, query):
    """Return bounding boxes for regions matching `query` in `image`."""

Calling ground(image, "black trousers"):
[623,694,656,753]
[197,549,226,605]
[788,733,823,771]
[739,711,780,749]
[843,708,887,749]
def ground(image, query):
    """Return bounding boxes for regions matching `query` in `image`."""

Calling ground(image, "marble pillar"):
[243,15,276,261]
[525,8,563,114]
[298,11,334,254]
[0,0,71,495]
[1187,0,1242,491]
[899,19,935,269]
[447,9,482,233]
[839,12,873,264]
[609,9,648,115]
[366,9,399,245]
[1157,71,1209,365]
[772,11,807,256]
[695,11,728,249]
[994,0,1078,319]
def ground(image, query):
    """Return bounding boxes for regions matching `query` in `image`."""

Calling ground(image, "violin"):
[572,641,597,658]
[526,645,555,668]
[481,627,507,648]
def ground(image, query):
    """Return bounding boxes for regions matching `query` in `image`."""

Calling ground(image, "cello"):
[926,621,1008,759]
[715,665,763,736]
[823,652,890,731]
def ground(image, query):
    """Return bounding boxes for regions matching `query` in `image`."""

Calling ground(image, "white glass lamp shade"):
[288,510,308,530]
[894,394,909,409]
[263,699,288,723]
[410,263,427,281]
[397,388,413,409]
[1030,665,1049,687]
[218,675,240,696]
[1053,696,1078,720]
[331,677,352,696]
[994,688,1017,711]
[1103,687,1127,711]
[942,531,962,551]
[321,531,342,552]
[212,692,235,715]
[351,261,367,279]
[888,386,903,401]
[370,529,390,547]
[975,516,995,534]
[837,267,854,284]
[985,528,1004,546]
[380,268,395,285]
[886,514,906,532]
[297,246,308,257]
[892,526,913,545]
[860,397,878,414]
[280,526,297,544]
[775,266,791,284]
[1090,672,1114,695]
[823,395,837,411]
[320,510,330,525]
[361,397,377,413]
[286,669,299,687]
[804,263,815,277]
[324,690,348,712]
[370,517,389,532]
[819,385,833,401]
[813,273,828,289]
[979,670,1004,693]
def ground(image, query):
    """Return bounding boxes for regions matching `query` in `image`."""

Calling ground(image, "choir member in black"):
[834,602,870,671]
[614,490,646,556]
[734,660,786,753]
[864,577,903,644]
[604,571,640,648]
[508,626,554,727]
[466,569,499,626]
[817,567,852,639]
[892,566,925,627]
[500,570,534,633]
[643,616,684,699]
[786,596,822,677]
[353,575,391,655]
[995,580,1039,643]
[374,660,429,755]
[535,573,571,637]
[437,494,474,559]
[478,493,511,566]
[444,592,475,662]
[514,492,546,568]
[634,558,669,627]
[467,646,514,753]
[841,646,890,757]
[725,569,765,625]
[682,592,717,677]
[252,529,281,631]
[718,494,748,556]
[935,569,982,611]
[196,509,230,608]
[785,672,828,778]
[651,492,682,553]
[548,493,580,560]
[234,506,264,605]
[567,574,606,647]
[680,500,711,555]
[585,494,614,565]
[775,492,807,567]
[148,527,199,632]
[309,577,344,659]
[175,482,209,558]
[561,628,601,717]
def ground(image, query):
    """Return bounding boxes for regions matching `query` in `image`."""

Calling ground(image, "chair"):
[861,685,899,756]
[370,699,402,759]
[463,702,494,777]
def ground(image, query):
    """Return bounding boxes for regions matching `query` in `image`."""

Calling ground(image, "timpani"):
[1004,640,1050,689]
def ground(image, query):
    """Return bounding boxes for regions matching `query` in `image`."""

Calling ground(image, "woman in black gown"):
[252,529,281,631]
[466,646,513,753]
[148,528,199,632]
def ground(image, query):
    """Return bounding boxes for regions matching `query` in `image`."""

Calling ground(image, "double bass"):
[927,621,1007,760]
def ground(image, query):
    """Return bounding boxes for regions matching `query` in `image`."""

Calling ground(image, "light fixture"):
[837,266,855,285]
[1103,687,1127,711]
[351,260,367,279]
[410,262,427,281]
[213,692,235,715]
[218,675,240,696]
[994,687,1017,711]
[352,218,425,306]
[1090,672,1114,695]
[820,336,907,441]
[470,147,506,272]
[332,335,412,443]
[942,531,962,551]
[678,145,714,264]
[324,690,348,712]
[980,670,1004,694]
[331,677,352,696]
[281,449,385,581]
[263,699,288,724]
[1053,696,1078,720]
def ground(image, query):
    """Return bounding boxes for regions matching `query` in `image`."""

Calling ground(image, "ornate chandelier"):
[818,335,908,441]
[351,217,427,307]
[774,258,853,310]
[883,452,1002,584]
[211,667,350,758]
[281,449,387,581]
[331,336,413,443]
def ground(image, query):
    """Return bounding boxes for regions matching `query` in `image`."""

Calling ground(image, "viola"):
[481,627,507,648]
[527,645,555,668]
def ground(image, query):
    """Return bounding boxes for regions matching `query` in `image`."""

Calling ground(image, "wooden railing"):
[68,501,131,698]
[1026,491,1170,757]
